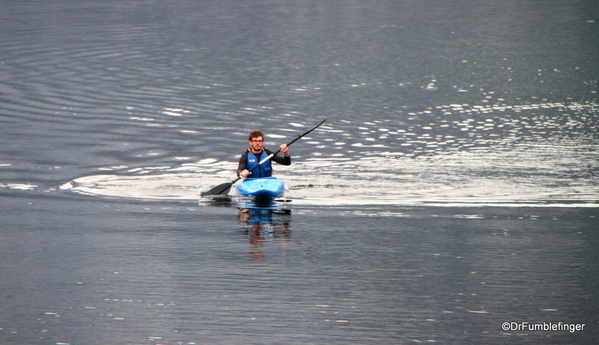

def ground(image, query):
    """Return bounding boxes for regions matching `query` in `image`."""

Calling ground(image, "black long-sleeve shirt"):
[237,148,291,177]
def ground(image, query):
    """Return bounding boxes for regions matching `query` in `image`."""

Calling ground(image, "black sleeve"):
[237,151,248,176]
[267,148,291,166]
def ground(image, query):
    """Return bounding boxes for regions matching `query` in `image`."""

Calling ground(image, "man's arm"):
[237,151,248,176]
[267,148,291,165]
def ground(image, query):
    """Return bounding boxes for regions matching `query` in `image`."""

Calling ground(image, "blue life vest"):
[246,149,272,178]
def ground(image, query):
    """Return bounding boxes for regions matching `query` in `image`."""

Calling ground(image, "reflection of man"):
[237,130,290,178]
[238,209,291,262]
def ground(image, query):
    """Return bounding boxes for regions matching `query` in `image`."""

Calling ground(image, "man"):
[237,130,290,178]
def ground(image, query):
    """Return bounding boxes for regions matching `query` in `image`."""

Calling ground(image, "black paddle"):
[201,119,327,197]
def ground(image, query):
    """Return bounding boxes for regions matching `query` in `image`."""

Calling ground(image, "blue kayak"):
[235,177,285,198]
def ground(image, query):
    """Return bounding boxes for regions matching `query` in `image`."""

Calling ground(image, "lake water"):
[1,0,598,344]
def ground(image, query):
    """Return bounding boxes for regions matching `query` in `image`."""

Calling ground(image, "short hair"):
[248,130,264,141]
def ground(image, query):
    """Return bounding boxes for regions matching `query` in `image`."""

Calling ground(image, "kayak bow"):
[235,177,285,198]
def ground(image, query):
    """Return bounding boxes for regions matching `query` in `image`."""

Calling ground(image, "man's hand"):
[240,169,250,178]
[280,144,290,157]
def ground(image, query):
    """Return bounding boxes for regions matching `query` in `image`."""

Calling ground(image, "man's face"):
[249,136,264,152]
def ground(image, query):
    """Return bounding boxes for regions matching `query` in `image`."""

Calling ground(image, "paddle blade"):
[201,182,233,197]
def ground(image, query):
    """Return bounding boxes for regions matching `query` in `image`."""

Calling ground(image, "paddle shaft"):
[237,119,326,180]
[202,119,326,196]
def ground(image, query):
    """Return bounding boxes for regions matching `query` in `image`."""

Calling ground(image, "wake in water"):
[58,144,598,207]
[53,99,599,207]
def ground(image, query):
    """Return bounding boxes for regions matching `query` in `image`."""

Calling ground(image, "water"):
[1,0,598,344]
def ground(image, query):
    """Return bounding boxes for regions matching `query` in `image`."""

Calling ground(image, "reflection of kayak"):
[236,177,285,198]
[239,207,291,225]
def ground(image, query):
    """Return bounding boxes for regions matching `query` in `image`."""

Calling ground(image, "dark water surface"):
[2,194,598,344]
[1,0,599,344]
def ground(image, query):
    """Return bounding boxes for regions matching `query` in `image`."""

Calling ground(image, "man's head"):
[248,130,264,152]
